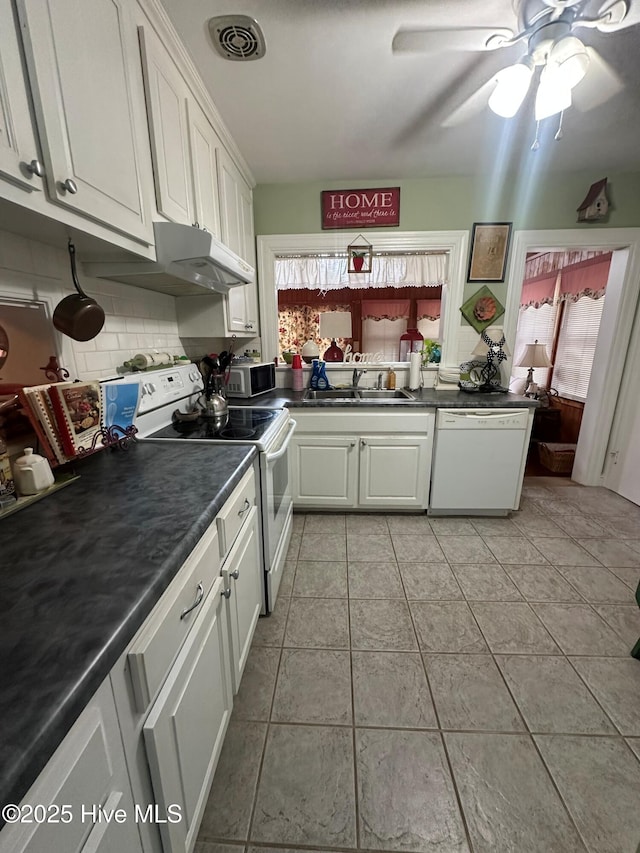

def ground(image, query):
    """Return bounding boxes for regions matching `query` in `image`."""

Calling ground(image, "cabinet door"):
[0,680,143,853]
[143,577,233,853]
[221,505,262,693]
[291,435,358,508]
[0,0,43,193]
[139,25,193,225]
[359,435,431,509]
[187,98,221,239]
[216,145,258,335]
[16,0,151,243]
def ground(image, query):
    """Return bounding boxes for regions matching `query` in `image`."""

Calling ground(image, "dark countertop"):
[0,440,257,817]
[232,387,539,409]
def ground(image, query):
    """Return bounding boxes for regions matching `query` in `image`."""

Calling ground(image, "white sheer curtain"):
[275,253,448,290]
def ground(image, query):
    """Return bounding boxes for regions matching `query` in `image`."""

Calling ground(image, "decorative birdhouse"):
[577,178,609,222]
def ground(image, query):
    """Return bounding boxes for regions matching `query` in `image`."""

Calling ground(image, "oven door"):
[261,416,296,612]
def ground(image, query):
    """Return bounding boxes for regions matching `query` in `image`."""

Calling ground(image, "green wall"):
[254,172,640,235]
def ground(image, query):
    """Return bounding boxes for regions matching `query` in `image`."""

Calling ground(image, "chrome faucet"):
[352,368,366,387]
[377,372,383,390]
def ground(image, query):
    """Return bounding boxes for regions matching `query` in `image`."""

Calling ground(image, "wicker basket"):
[538,442,576,474]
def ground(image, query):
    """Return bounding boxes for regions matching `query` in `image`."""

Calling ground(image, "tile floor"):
[196,478,640,853]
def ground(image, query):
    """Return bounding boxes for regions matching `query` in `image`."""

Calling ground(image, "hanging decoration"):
[347,234,373,274]
[460,285,505,333]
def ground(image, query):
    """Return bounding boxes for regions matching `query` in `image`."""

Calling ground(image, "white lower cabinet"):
[0,679,143,853]
[221,504,262,692]
[291,410,434,510]
[143,576,232,853]
[1,466,263,853]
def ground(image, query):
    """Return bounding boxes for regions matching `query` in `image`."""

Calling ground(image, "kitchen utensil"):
[53,242,105,342]
[13,447,55,495]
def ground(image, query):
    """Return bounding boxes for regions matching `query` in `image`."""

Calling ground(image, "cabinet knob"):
[25,159,44,177]
[360,439,367,447]
[221,587,232,599]
[60,178,78,194]
[231,568,240,580]
[349,441,356,447]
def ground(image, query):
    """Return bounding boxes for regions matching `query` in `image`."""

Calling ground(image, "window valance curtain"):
[520,273,557,308]
[417,298,441,320]
[361,299,410,321]
[558,253,612,303]
[275,253,448,290]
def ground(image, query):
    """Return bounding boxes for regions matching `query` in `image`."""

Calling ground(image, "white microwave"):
[226,362,276,398]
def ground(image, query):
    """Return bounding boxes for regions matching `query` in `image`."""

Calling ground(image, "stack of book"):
[18,380,140,466]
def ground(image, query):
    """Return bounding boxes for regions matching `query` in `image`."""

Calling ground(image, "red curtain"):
[559,253,612,302]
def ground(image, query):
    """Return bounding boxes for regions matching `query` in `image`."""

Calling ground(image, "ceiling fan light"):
[488,58,534,118]
[549,35,590,89]
[535,67,572,120]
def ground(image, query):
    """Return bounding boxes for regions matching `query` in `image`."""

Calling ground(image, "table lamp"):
[515,340,552,395]
[471,326,510,392]
[319,311,352,362]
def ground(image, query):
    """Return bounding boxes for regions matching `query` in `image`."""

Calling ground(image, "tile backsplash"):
[0,230,183,382]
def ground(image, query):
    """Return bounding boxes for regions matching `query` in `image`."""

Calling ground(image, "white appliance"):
[132,364,295,613]
[226,362,276,398]
[429,408,531,516]
[85,222,255,295]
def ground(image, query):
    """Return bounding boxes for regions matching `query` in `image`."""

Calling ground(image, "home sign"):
[321,187,400,230]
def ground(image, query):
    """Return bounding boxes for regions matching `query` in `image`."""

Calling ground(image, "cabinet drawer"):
[216,467,256,558]
[128,520,221,714]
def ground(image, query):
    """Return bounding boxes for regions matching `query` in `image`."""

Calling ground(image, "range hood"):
[84,222,255,297]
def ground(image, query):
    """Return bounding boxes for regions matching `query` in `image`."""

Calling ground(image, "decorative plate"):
[458,359,486,390]
[460,285,505,333]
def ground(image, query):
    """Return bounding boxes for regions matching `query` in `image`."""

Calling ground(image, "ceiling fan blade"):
[595,0,629,31]
[572,46,624,111]
[392,27,514,54]
[442,77,498,127]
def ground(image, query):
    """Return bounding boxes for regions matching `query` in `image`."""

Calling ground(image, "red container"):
[399,328,424,362]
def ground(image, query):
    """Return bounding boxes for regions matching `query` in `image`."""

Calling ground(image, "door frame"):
[503,227,640,486]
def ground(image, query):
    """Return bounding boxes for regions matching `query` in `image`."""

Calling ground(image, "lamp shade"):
[471,326,511,358]
[515,341,553,368]
[319,311,352,339]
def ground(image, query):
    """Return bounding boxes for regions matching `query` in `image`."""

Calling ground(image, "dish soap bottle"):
[387,367,396,390]
[310,359,330,390]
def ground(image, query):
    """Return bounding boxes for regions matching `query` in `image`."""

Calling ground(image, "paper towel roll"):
[409,351,422,390]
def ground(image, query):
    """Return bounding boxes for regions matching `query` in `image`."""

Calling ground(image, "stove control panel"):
[137,365,203,414]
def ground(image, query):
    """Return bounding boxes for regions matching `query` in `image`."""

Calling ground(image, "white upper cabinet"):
[217,145,258,334]
[16,0,152,244]
[187,98,222,239]
[139,23,193,226]
[0,0,43,193]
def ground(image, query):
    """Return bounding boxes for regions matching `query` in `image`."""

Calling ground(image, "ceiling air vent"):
[208,15,266,61]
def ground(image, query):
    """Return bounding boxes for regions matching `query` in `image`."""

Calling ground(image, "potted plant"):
[422,339,441,365]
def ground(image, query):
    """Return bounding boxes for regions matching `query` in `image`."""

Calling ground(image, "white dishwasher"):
[429,408,531,515]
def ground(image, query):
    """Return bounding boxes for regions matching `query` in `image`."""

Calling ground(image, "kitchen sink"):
[303,388,415,402]
[357,389,414,399]
[304,389,359,400]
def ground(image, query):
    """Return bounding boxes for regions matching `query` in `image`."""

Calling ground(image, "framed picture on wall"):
[467,222,512,282]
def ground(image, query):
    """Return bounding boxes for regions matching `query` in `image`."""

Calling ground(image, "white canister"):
[13,447,55,496]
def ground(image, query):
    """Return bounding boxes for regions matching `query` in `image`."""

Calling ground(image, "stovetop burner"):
[219,426,256,439]
[146,406,281,443]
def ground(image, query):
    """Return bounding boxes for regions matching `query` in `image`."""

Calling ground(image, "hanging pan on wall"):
[53,241,105,342]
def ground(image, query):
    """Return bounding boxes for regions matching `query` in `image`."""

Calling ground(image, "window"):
[553,296,605,401]
[275,253,446,361]
[512,303,558,388]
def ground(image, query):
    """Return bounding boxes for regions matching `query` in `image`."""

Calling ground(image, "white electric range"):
[133,363,295,614]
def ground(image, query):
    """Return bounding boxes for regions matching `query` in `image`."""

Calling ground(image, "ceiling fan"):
[392,0,632,130]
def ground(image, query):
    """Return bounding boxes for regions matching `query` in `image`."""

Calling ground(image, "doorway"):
[503,228,640,487]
